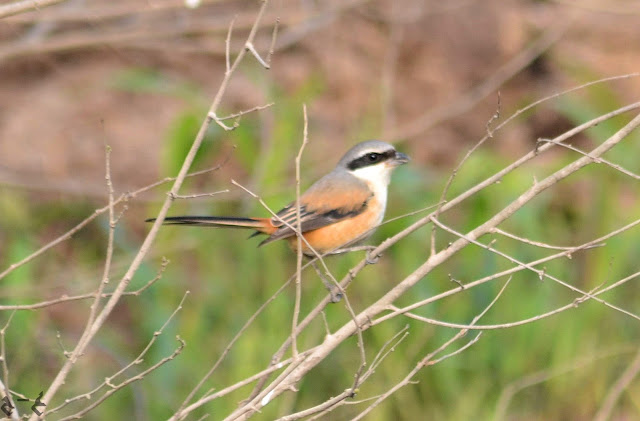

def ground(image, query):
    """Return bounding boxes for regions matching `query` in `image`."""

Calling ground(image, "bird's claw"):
[330,290,343,303]
[366,251,381,265]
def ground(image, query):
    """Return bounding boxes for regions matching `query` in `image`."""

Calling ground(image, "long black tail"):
[146,216,268,230]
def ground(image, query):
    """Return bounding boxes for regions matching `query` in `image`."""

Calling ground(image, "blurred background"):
[1,0,640,419]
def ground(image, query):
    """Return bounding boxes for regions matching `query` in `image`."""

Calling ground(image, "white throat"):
[350,164,393,215]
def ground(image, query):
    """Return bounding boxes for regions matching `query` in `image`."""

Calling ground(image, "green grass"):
[1,67,640,420]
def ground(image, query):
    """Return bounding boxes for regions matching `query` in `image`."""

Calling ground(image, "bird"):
[149,140,409,257]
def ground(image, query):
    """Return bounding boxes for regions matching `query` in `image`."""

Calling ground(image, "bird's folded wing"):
[260,177,372,245]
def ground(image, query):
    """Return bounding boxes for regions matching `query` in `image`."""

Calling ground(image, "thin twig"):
[292,104,309,358]
[30,2,273,418]
[539,137,640,180]
[485,91,502,138]
[209,111,239,131]
[225,15,236,73]
[431,216,640,321]
[491,227,603,250]
[217,103,275,121]
[376,216,640,327]
[266,17,279,65]
[59,337,186,421]
[0,156,230,283]
[226,111,640,420]
[0,312,19,420]
[171,190,230,200]
[50,291,190,418]
[275,327,410,421]
[177,347,319,418]
[245,42,270,69]
[0,0,66,19]
[594,347,640,421]
[172,264,296,420]
[228,181,368,407]
[494,347,637,420]
[0,378,19,420]
[430,90,500,255]
[0,258,169,311]
[239,100,640,414]
[390,278,615,331]
[85,143,116,340]
[351,278,512,420]
[427,79,640,255]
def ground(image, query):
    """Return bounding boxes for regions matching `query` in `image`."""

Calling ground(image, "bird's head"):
[338,140,410,187]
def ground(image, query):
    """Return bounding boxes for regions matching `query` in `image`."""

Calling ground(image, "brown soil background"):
[1,0,639,195]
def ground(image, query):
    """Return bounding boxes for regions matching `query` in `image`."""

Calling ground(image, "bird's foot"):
[366,250,381,265]
[329,290,343,303]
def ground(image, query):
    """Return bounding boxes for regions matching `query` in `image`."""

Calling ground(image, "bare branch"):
[594,348,640,421]
[171,266,296,420]
[0,153,231,283]
[491,227,603,250]
[60,336,185,421]
[292,104,309,358]
[225,112,640,420]
[217,103,275,121]
[0,0,66,19]
[177,347,320,418]
[351,276,512,421]
[245,42,270,69]
[171,190,230,200]
[209,111,240,131]
[30,2,274,417]
[494,347,637,420]
[0,378,19,420]
[0,313,19,420]
[266,17,279,65]
[225,15,236,73]
[430,216,640,321]
[377,215,640,327]
[50,291,190,418]
[274,327,410,421]
[538,137,640,180]
[0,258,169,311]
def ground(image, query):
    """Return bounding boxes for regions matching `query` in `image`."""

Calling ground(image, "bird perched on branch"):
[148,140,409,257]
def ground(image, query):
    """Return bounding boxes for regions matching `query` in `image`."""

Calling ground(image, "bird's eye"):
[366,153,380,162]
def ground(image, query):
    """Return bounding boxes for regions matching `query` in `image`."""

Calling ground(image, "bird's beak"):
[391,151,410,166]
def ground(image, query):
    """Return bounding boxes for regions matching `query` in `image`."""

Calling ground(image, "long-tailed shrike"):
[150,140,409,256]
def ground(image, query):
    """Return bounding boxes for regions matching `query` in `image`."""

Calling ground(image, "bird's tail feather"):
[146,216,272,233]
